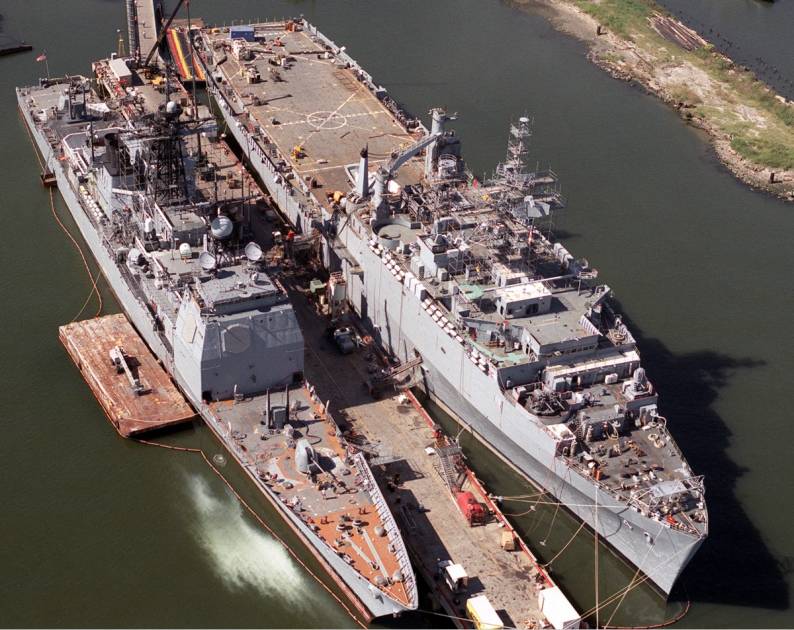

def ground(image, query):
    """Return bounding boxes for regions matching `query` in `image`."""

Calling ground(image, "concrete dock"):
[134,0,162,61]
[59,314,195,437]
[276,266,573,629]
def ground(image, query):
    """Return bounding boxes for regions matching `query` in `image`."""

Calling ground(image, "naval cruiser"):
[192,18,708,595]
[17,54,417,619]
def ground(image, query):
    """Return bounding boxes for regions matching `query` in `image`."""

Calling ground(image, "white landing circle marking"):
[306,110,348,130]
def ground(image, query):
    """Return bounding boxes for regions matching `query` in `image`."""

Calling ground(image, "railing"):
[352,451,418,607]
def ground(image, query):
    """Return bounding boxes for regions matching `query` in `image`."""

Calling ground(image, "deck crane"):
[359,108,456,219]
[143,0,187,68]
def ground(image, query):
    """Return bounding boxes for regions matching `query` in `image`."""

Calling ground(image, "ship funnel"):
[371,168,387,217]
[633,367,647,390]
[425,108,447,178]
[430,108,447,136]
[355,146,369,198]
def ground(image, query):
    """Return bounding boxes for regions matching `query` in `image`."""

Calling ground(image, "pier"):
[278,268,579,629]
[133,0,162,61]
[59,314,195,437]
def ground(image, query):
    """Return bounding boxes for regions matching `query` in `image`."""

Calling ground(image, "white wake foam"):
[184,473,311,606]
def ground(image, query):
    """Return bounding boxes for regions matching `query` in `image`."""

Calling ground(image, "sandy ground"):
[513,0,794,201]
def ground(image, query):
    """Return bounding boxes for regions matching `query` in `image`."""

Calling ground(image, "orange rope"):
[540,520,586,568]
[45,178,104,322]
[20,110,103,321]
[21,101,366,628]
[134,437,367,628]
[604,598,691,629]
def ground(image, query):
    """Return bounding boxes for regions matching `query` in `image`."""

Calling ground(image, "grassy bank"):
[571,0,652,37]
[526,0,794,188]
[574,0,794,172]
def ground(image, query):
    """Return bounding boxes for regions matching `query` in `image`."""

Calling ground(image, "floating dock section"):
[59,314,195,437]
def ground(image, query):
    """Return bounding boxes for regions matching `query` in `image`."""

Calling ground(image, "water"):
[1,0,793,627]
[657,0,794,100]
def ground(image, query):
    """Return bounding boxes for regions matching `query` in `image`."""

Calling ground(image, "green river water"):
[1,1,792,627]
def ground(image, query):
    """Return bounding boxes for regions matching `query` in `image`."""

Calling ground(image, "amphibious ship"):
[192,18,708,594]
[17,55,417,619]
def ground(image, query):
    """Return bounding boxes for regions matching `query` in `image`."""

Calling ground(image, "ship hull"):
[421,360,703,595]
[17,89,412,621]
[199,68,703,596]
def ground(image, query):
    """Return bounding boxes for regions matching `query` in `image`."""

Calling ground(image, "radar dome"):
[210,215,234,240]
[198,251,217,271]
[244,241,263,262]
[165,100,182,117]
[178,242,192,258]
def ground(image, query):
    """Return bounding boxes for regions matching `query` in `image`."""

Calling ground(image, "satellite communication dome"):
[165,100,182,117]
[210,215,234,240]
[178,242,192,258]
[244,241,263,262]
[519,116,530,124]
[198,251,217,271]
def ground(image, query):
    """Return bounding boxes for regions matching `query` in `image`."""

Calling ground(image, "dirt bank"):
[513,0,794,201]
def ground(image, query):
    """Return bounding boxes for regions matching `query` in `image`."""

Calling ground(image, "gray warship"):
[192,18,708,595]
[16,55,417,619]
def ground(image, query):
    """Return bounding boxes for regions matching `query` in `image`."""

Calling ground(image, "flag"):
[471,177,480,189]
[36,53,47,62]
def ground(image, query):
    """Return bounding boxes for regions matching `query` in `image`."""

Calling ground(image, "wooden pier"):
[59,314,195,437]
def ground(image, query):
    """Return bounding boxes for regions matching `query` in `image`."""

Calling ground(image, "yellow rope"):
[540,520,586,567]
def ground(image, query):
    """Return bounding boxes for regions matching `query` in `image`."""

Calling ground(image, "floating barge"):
[59,314,195,437]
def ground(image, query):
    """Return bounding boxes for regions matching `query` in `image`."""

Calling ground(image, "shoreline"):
[513,0,794,202]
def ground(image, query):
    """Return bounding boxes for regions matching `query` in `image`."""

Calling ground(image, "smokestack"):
[285,384,290,420]
[355,146,369,198]
[266,389,271,427]
[372,168,386,211]
[425,108,446,178]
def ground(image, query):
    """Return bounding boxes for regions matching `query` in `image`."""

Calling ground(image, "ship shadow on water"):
[612,302,788,612]
[414,298,784,626]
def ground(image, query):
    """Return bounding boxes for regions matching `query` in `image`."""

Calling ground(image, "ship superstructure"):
[194,18,708,595]
[17,53,416,619]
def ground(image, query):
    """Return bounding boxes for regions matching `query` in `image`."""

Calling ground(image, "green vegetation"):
[731,136,794,170]
[571,0,653,38]
[572,0,794,173]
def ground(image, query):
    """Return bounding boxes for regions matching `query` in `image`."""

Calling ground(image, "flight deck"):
[202,23,425,210]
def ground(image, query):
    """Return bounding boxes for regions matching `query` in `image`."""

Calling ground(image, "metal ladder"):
[434,444,463,492]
